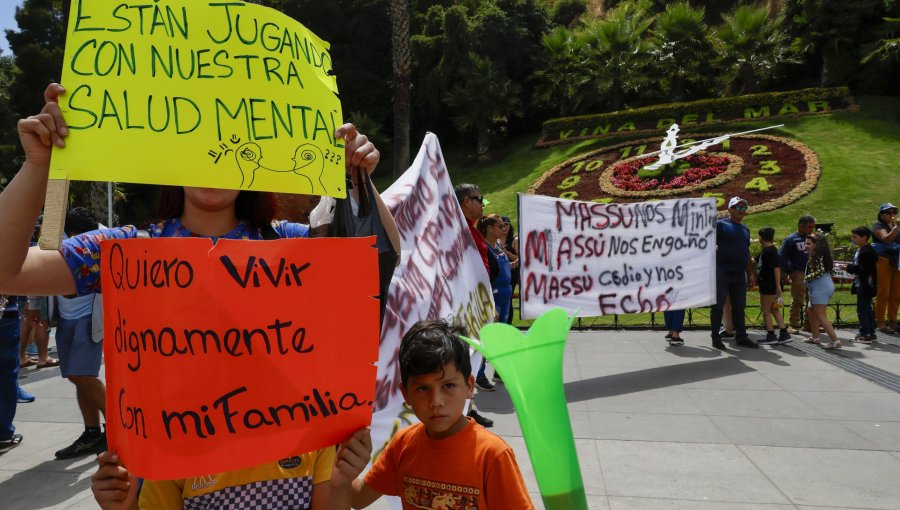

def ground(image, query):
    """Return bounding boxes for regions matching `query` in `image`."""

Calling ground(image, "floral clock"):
[529,134,820,215]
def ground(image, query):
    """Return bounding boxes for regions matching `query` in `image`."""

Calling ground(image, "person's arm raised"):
[0,83,77,296]
[336,123,401,262]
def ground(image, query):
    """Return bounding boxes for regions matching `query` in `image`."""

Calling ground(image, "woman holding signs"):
[2,83,397,510]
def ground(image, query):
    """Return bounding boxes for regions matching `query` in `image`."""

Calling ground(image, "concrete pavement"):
[4,328,900,509]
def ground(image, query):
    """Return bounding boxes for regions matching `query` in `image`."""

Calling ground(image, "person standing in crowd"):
[52,207,109,460]
[478,214,515,326]
[872,203,900,334]
[663,309,685,346]
[847,226,878,344]
[477,216,514,386]
[9,83,381,510]
[710,197,757,350]
[495,216,519,385]
[803,233,841,349]
[0,293,24,454]
[454,183,495,427]
[500,216,519,327]
[779,215,816,333]
[757,227,791,345]
[719,297,735,338]
[23,294,56,369]
[19,222,58,371]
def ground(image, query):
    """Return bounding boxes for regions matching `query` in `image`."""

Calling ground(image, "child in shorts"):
[757,227,791,345]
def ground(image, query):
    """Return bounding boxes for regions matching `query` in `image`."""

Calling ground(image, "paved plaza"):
[4,328,900,509]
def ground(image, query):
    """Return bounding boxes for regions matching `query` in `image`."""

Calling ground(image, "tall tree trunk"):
[819,51,830,87]
[89,181,113,226]
[742,65,758,94]
[389,0,411,179]
[673,74,686,101]
[476,126,490,162]
[611,78,623,111]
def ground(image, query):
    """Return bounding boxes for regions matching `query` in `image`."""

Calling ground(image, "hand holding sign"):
[462,308,587,510]
[17,84,68,164]
[91,452,139,510]
[337,123,380,180]
[102,237,380,480]
[53,0,346,196]
[331,428,373,488]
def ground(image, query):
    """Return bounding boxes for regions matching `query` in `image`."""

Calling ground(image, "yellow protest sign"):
[51,0,346,197]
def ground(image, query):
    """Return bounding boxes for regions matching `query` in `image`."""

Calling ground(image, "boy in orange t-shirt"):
[350,319,534,509]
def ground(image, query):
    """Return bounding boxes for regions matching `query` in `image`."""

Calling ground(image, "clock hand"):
[640,124,785,162]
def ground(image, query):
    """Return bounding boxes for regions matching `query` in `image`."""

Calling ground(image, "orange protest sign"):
[101,237,379,481]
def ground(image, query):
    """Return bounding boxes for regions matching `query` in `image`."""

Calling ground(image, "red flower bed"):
[609,154,731,191]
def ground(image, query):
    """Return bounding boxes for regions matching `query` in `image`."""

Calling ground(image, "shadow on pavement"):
[0,456,94,509]
[563,356,756,402]
[477,356,760,412]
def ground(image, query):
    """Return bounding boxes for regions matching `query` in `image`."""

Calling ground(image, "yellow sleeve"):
[139,479,187,510]
[312,446,336,484]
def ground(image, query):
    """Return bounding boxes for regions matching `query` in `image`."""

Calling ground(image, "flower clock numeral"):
[758,160,781,175]
[750,144,772,157]
[558,175,581,190]
[703,192,725,208]
[745,177,772,192]
[571,160,604,174]
[620,144,647,158]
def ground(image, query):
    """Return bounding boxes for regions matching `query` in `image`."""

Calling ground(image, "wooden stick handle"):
[38,179,69,250]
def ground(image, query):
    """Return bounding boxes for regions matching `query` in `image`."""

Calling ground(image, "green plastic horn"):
[462,308,587,510]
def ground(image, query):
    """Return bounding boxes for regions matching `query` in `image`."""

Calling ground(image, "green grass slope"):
[444,96,900,242]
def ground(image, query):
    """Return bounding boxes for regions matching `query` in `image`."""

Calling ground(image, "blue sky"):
[0,1,23,56]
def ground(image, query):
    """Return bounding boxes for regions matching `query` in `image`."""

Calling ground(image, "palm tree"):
[389,0,411,179]
[579,2,655,111]
[650,1,715,101]
[862,17,900,64]
[713,3,795,94]
[444,54,522,162]
[68,181,126,226]
[531,26,592,116]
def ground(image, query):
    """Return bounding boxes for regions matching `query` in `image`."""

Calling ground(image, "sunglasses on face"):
[468,195,484,204]
[733,205,748,212]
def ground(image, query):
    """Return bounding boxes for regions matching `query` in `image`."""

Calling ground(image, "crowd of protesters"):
[0,76,895,510]
[0,82,536,510]
[679,198,900,351]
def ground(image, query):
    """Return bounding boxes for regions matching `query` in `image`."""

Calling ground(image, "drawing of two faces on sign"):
[233,140,327,193]
[207,134,329,194]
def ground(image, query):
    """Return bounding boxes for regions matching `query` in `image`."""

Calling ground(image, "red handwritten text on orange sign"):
[102,237,379,480]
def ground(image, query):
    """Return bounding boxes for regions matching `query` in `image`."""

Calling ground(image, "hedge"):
[537,87,857,147]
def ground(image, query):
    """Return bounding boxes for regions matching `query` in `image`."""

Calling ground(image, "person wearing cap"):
[710,197,757,350]
[779,215,816,333]
[872,203,900,333]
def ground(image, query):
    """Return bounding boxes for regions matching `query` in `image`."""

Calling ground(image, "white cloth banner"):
[519,194,717,319]
[369,134,495,508]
